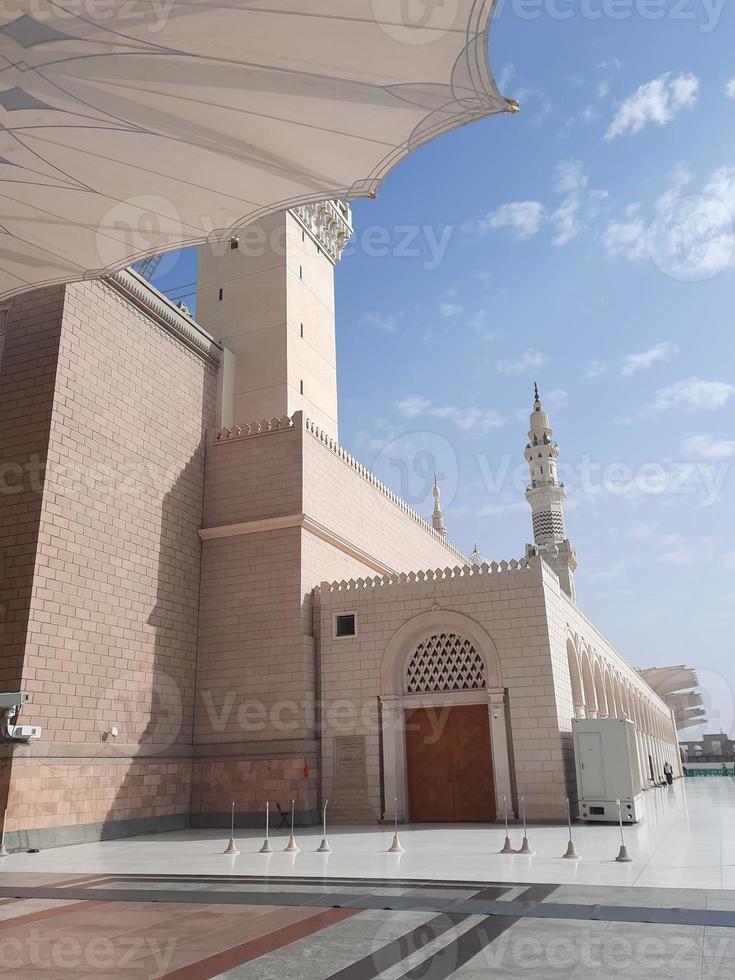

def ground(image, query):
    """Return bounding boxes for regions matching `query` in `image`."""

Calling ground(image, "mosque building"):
[0,202,680,849]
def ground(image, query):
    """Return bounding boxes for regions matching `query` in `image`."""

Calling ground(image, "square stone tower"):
[197,202,353,438]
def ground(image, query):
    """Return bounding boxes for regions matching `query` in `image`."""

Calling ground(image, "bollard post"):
[317,799,332,853]
[388,797,404,853]
[517,796,535,855]
[500,795,515,854]
[615,798,632,863]
[224,801,239,855]
[562,796,580,859]
[259,800,273,853]
[284,799,300,852]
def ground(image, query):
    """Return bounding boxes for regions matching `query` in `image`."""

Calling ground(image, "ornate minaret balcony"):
[292,200,354,264]
[524,384,577,602]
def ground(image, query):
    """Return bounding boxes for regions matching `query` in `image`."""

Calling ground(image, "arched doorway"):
[379,610,510,824]
[404,633,494,822]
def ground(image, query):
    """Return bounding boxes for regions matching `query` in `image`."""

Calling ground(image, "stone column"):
[488,690,513,819]
[380,696,408,822]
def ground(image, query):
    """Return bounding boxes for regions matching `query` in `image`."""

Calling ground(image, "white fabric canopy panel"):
[0,1,513,302]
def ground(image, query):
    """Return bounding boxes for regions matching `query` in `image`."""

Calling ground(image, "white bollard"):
[259,800,273,853]
[615,798,632,863]
[224,801,239,855]
[562,796,580,859]
[388,797,404,853]
[500,795,515,854]
[517,796,535,855]
[317,799,332,853]
[284,799,300,852]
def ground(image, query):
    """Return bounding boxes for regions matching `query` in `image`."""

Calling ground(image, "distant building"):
[680,733,734,762]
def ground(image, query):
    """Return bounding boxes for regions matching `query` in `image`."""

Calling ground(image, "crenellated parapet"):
[212,414,294,443]
[315,557,535,596]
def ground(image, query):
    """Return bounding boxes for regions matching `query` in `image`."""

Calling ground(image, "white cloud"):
[395,395,504,432]
[726,79,735,101]
[606,72,699,139]
[604,165,735,276]
[545,388,568,408]
[586,360,607,378]
[725,553,735,570]
[597,80,610,100]
[644,378,735,416]
[602,207,648,261]
[682,434,735,460]
[497,63,516,91]
[467,309,497,341]
[621,341,679,376]
[657,534,696,566]
[467,162,606,248]
[353,419,404,454]
[466,201,544,241]
[496,348,547,375]
[440,302,463,317]
[549,161,607,246]
[581,105,597,123]
[363,311,400,333]
[655,162,693,212]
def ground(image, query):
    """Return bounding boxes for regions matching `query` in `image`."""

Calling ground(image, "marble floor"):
[2,780,734,889]
[0,780,732,978]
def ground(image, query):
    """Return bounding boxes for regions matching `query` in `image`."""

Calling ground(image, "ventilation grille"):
[406,633,487,694]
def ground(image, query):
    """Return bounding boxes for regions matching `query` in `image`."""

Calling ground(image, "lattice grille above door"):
[405,634,487,694]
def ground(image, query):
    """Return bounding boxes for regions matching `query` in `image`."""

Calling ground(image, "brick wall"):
[4,280,217,845]
[0,288,65,695]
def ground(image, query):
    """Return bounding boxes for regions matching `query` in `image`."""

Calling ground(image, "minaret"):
[432,473,448,539]
[524,384,577,601]
[197,200,353,438]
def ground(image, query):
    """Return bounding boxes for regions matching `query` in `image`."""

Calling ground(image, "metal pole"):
[500,794,514,854]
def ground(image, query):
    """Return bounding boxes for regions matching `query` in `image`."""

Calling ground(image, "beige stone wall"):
[316,559,569,821]
[5,279,217,842]
[302,418,467,573]
[0,288,65,697]
[7,758,191,841]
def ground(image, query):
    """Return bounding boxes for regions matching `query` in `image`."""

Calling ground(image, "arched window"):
[405,633,487,694]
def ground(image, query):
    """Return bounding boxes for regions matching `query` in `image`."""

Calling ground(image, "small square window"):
[334,613,356,638]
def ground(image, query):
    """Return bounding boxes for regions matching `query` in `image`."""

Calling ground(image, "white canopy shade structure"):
[0,1,514,302]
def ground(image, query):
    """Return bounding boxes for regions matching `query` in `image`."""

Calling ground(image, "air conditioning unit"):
[6,725,42,742]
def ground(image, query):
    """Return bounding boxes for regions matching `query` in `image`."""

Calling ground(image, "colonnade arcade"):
[566,630,682,784]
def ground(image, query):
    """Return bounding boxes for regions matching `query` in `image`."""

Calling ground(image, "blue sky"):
[154,4,735,735]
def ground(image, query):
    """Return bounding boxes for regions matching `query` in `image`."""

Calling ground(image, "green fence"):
[683,767,735,777]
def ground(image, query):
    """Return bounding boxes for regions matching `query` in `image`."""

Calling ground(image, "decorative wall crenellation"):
[315,557,535,596]
[213,415,294,442]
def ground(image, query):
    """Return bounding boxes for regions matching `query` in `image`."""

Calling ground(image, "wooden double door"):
[405,704,496,822]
